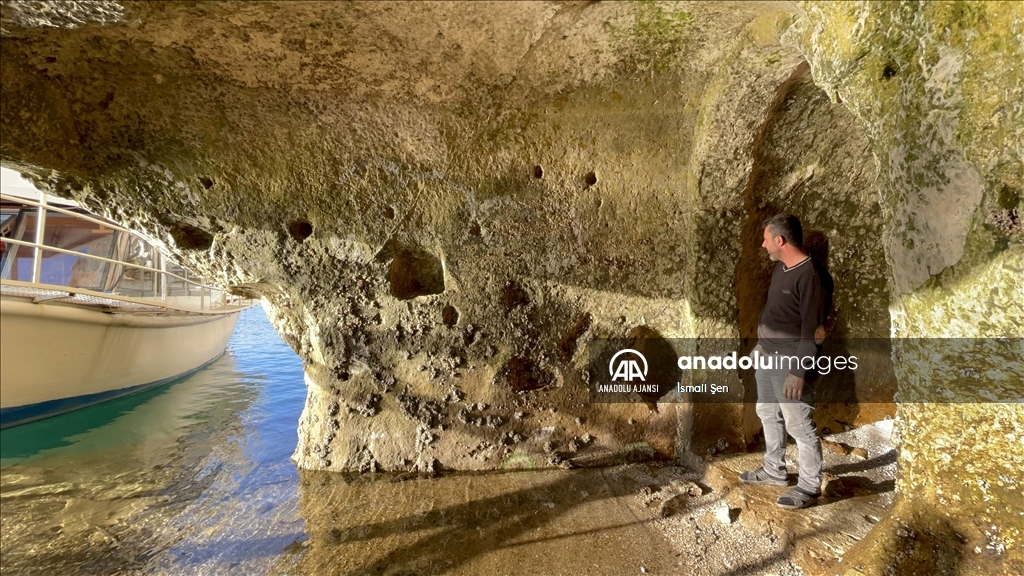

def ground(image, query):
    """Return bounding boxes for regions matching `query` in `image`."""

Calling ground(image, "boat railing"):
[0,192,252,313]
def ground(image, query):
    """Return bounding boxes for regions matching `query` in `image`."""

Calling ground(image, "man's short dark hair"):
[763,213,803,247]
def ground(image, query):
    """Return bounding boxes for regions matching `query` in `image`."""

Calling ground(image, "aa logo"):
[609,349,648,382]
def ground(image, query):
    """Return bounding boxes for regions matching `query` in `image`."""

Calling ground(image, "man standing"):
[739,213,827,510]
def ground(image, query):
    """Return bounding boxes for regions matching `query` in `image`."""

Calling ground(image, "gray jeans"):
[754,364,822,494]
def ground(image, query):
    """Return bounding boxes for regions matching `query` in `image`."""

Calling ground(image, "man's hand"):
[814,325,826,345]
[782,373,805,400]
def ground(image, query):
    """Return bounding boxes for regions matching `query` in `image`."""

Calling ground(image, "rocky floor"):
[0,419,895,575]
[280,420,896,575]
[659,419,896,576]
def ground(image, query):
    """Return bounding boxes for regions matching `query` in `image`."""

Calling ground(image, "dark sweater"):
[757,256,826,379]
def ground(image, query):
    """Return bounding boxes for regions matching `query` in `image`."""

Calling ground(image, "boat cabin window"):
[42,210,118,290]
[1,206,32,282]
[1,206,121,290]
[2,194,238,309]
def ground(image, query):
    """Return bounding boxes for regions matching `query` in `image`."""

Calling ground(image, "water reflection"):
[1,355,255,466]
[0,308,307,575]
[2,383,177,464]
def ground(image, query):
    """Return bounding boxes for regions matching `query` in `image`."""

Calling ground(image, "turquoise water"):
[0,306,309,574]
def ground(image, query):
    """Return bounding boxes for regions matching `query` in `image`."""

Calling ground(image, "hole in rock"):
[228,284,261,299]
[532,165,544,179]
[881,61,898,80]
[289,220,314,242]
[198,176,215,189]
[583,171,597,187]
[500,281,529,312]
[996,183,1020,210]
[441,305,459,327]
[169,223,214,251]
[468,221,482,237]
[383,205,396,219]
[45,56,57,63]
[387,246,445,300]
[497,356,555,393]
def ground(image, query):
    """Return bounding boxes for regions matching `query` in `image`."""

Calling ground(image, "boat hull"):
[0,297,240,428]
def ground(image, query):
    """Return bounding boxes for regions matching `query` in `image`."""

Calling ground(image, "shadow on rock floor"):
[701,419,898,576]
[270,421,897,575]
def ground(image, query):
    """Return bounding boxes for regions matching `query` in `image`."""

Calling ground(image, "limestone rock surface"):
[787,1,1024,573]
[1,1,1022,573]
[4,0,845,471]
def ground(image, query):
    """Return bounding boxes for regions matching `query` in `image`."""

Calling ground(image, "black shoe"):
[776,486,820,509]
[738,467,788,486]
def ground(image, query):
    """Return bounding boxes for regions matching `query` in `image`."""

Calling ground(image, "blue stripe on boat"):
[0,352,224,429]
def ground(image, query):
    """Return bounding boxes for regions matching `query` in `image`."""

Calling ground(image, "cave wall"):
[3,1,1021,573]
[0,0,896,476]
[2,1,858,471]
[736,64,895,440]
[2,2,1020,571]
[788,1,1024,572]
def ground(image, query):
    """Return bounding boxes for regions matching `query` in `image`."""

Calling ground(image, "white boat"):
[0,169,252,428]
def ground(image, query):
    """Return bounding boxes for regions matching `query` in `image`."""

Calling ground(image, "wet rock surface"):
[277,420,895,576]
